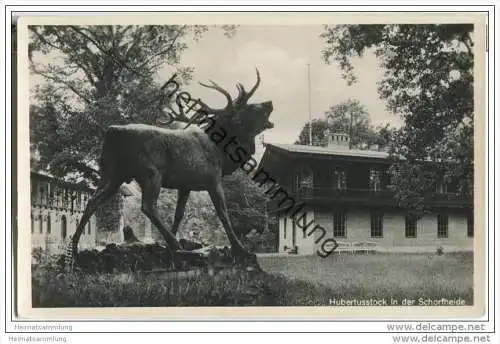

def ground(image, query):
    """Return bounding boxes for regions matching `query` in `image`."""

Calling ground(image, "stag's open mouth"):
[262,101,274,129]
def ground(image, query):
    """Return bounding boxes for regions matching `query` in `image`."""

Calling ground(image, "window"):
[88,221,92,235]
[63,189,69,209]
[77,219,81,235]
[31,180,37,205]
[47,184,53,207]
[370,213,383,238]
[294,174,300,191]
[405,215,417,238]
[437,214,448,238]
[283,217,287,239]
[332,167,347,190]
[333,211,346,237]
[70,191,75,213]
[61,215,67,239]
[31,214,34,234]
[47,215,51,234]
[467,214,474,237]
[53,187,59,207]
[39,185,46,206]
[302,216,307,238]
[38,214,43,234]
[294,167,313,191]
[435,180,448,194]
[369,169,382,192]
[75,192,81,211]
[57,187,63,208]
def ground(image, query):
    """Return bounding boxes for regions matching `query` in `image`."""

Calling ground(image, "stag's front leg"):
[208,182,259,269]
[139,170,182,263]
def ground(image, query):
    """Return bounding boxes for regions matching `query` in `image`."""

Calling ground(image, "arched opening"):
[61,215,67,239]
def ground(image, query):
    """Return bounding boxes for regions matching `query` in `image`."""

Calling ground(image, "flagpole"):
[307,63,312,146]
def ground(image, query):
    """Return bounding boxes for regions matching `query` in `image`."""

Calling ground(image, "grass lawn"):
[32,252,473,307]
[259,252,473,305]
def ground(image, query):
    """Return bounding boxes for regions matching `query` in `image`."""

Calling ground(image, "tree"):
[295,99,382,149]
[295,118,330,146]
[321,24,473,211]
[29,25,236,237]
[223,170,268,239]
[29,25,236,183]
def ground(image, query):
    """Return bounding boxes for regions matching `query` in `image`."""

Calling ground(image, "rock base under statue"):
[58,240,236,274]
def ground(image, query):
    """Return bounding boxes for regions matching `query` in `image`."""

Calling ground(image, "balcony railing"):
[292,186,471,205]
[295,186,392,200]
[31,184,90,213]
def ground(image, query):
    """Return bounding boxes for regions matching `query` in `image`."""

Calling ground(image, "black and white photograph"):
[16,12,486,317]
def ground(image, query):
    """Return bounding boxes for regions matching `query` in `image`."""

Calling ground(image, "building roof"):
[31,170,95,192]
[31,170,138,197]
[265,143,390,159]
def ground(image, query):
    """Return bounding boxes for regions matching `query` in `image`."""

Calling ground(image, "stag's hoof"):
[234,251,261,272]
[174,250,206,270]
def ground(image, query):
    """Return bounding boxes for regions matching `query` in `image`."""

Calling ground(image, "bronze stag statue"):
[69,69,274,269]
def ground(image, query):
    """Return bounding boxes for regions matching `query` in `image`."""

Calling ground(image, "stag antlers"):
[197,68,261,116]
[156,68,262,126]
[235,68,261,106]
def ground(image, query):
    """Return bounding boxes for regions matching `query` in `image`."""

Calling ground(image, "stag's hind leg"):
[70,179,121,256]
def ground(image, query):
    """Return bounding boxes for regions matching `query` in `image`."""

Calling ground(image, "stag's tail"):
[98,128,113,179]
[99,126,122,182]
[99,125,134,184]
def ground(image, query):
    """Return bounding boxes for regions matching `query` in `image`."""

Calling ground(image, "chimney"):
[324,129,350,148]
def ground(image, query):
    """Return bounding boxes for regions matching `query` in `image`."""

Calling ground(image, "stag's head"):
[198,68,274,137]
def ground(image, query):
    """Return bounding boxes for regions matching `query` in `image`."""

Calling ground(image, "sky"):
[157,25,403,159]
[30,25,404,161]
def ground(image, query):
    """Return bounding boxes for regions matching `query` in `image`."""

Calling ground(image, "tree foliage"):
[321,24,474,210]
[295,99,388,149]
[29,24,237,237]
[223,170,268,238]
[29,25,236,184]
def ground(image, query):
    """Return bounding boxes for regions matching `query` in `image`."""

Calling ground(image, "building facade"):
[30,171,97,254]
[258,133,473,254]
